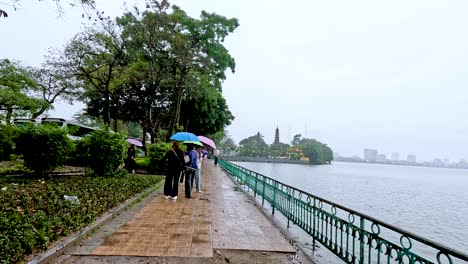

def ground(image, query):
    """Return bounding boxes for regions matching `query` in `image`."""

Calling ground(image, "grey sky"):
[1,0,468,162]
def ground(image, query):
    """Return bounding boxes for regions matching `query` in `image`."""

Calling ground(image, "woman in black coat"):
[126,145,137,174]
[161,142,184,200]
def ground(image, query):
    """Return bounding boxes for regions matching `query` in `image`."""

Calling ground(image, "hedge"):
[0,125,14,161]
[14,125,73,175]
[0,174,162,263]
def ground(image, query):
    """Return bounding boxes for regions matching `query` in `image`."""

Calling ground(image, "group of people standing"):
[161,142,207,200]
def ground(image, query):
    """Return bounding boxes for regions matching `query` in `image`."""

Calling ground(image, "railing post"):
[287,189,291,228]
[359,217,365,264]
[272,181,277,215]
[312,198,316,250]
[262,176,265,206]
[254,172,258,197]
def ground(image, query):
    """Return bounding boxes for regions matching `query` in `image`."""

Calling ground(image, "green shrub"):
[135,156,150,171]
[0,174,162,263]
[87,129,127,176]
[0,125,14,161]
[66,138,91,167]
[14,125,73,175]
[147,142,173,173]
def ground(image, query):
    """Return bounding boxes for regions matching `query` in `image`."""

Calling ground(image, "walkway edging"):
[28,179,165,264]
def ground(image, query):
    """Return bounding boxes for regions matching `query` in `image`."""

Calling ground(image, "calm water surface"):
[234,161,468,254]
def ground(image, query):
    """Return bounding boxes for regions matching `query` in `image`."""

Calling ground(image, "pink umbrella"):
[127,138,143,147]
[197,136,217,149]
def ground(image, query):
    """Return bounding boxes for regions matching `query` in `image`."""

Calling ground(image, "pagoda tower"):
[274,126,280,144]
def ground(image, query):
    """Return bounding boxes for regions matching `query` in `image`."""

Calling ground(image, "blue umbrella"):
[169,132,200,142]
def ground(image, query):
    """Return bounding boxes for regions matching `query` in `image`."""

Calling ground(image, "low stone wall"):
[222,156,309,165]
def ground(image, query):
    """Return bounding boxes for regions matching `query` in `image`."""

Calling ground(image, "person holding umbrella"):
[161,142,185,200]
[125,145,137,174]
[184,144,198,198]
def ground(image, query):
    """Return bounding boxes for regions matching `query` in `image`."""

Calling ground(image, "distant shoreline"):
[333,157,468,170]
[223,156,310,165]
[223,156,468,170]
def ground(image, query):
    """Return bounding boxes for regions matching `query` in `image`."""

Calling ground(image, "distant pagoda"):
[274,126,280,144]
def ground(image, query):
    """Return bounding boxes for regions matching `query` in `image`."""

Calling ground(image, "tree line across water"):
[235,132,333,165]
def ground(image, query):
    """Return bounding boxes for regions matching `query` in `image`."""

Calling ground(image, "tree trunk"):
[5,108,12,125]
[112,119,118,132]
[142,126,147,156]
[31,103,50,119]
[103,94,111,126]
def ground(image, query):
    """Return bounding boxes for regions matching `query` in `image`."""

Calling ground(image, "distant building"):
[433,158,443,167]
[364,149,378,162]
[391,152,399,161]
[377,154,387,162]
[407,155,416,163]
[274,126,280,144]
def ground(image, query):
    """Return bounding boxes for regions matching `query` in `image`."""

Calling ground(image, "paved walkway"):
[55,161,296,262]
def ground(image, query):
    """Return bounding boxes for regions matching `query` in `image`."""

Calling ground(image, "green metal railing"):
[219,159,468,264]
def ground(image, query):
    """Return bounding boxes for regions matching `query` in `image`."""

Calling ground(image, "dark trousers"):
[164,169,180,197]
[185,169,195,198]
[214,157,218,165]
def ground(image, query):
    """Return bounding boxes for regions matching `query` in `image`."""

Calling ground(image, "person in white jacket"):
[194,146,203,192]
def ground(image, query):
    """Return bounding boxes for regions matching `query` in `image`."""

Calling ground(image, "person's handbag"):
[184,154,190,164]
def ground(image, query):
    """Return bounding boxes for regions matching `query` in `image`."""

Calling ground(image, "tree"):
[297,138,333,164]
[62,20,126,128]
[210,130,237,151]
[115,2,238,139]
[269,142,290,157]
[29,54,84,119]
[291,134,302,146]
[238,132,268,157]
[0,59,45,124]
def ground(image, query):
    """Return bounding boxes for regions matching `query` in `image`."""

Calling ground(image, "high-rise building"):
[274,126,280,144]
[407,155,416,163]
[377,154,387,161]
[391,152,399,161]
[364,149,378,162]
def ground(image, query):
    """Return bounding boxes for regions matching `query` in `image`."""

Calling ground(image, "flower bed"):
[0,174,162,263]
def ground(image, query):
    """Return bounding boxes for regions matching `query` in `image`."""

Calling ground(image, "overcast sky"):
[2,0,468,162]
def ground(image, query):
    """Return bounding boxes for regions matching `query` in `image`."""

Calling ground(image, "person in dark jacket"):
[126,145,137,174]
[161,142,184,200]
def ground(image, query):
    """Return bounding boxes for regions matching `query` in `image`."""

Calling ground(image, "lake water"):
[233,161,468,256]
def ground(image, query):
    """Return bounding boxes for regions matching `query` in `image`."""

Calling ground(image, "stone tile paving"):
[90,161,295,258]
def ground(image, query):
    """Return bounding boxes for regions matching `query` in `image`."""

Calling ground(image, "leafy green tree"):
[115,2,238,139]
[125,122,143,138]
[0,59,45,124]
[61,20,125,127]
[269,142,290,157]
[297,138,333,164]
[298,138,323,164]
[321,143,333,163]
[291,134,302,146]
[238,132,268,157]
[30,54,84,119]
[209,130,237,151]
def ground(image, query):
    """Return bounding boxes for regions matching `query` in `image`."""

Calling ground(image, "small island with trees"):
[227,127,333,165]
